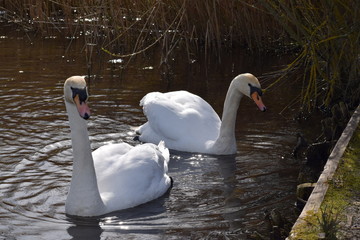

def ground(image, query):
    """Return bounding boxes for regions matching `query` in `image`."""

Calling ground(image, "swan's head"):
[235,73,266,112]
[64,76,91,120]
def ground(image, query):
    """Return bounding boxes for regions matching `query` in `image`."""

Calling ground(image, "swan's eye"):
[248,83,263,96]
[71,87,88,103]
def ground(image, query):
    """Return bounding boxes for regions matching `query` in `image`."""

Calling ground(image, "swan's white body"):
[64,76,172,217]
[136,73,266,155]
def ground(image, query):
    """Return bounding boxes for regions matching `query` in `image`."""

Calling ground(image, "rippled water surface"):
[0,29,309,239]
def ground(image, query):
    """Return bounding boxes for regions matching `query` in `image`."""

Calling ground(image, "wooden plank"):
[288,104,360,239]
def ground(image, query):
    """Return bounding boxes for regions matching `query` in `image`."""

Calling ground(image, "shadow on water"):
[66,201,172,240]
[67,218,103,240]
[0,27,317,239]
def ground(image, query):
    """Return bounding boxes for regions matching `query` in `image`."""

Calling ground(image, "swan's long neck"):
[212,81,243,154]
[65,101,105,216]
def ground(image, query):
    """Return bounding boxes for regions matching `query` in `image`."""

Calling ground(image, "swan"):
[64,76,172,217]
[135,73,266,155]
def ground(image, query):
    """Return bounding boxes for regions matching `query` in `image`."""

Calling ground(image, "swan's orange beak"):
[251,92,266,112]
[74,95,91,120]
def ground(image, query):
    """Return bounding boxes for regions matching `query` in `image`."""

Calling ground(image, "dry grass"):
[0,1,285,54]
[261,0,360,112]
[0,0,359,111]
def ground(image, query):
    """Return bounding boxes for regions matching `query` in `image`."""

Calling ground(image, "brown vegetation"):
[0,1,285,54]
[0,0,359,112]
[262,0,360,112]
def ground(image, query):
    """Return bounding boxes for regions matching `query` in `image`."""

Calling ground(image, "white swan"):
[64,76,172,217]
[135,73,266,155]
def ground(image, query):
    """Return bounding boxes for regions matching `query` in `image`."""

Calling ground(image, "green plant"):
[318,206,340,240]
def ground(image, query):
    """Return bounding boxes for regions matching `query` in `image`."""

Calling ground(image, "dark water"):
[0,27,314,239]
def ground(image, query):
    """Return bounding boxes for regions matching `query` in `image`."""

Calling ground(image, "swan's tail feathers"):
[158,140,170,164]
[139,95,146,107]
[139,92,159,107]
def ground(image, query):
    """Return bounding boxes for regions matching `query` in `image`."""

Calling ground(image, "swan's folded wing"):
[94,143,171,211]
[140,91,191,141]
[140,91,221,144]
[92,142,133,179]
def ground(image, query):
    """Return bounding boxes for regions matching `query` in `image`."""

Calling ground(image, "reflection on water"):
[0,28,307,239]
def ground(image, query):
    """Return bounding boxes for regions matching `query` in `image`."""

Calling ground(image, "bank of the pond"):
[288,105,360,239]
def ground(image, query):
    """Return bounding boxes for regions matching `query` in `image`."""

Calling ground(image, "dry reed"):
[0,0,284,54]
[261,0,360,112]
[0,0,359,111]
